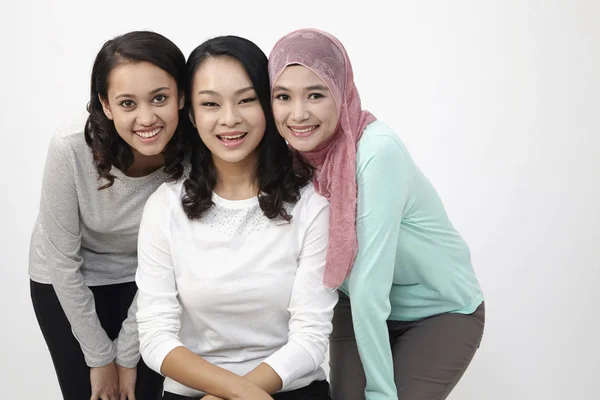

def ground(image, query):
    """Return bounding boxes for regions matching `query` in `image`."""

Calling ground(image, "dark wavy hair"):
[182,35,313,221]
[84,31,187,189]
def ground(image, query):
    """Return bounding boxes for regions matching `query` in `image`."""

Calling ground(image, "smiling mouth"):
[289,125,318,133]
[134,127,162,139]
[288,125,319,137]
[217,132,248,141]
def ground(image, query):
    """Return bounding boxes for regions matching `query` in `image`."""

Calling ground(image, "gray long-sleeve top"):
[29,130,179,367]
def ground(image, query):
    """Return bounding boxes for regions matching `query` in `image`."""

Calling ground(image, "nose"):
[220,103,243,127]
[137,104,157,126]
[291,100,309,122]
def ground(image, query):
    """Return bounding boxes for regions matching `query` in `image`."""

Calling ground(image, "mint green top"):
[339,120,484,400]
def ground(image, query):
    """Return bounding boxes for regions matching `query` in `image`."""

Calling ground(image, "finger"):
[127,390,136,400]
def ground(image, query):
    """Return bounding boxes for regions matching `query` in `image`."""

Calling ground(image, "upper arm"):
[39,135,82,272]
[135,187,183,373]
[348,135,413,296]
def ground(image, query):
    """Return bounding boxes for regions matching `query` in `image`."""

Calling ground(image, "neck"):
[213,152,259,200]
[126,151,165,177]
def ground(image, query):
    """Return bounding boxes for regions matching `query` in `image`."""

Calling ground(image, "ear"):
[188,109,196,128]
[178,92,185,110]
[98,94,113,120]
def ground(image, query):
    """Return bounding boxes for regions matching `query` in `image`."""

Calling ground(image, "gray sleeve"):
[115,291,141,368]
[40,134,116,367]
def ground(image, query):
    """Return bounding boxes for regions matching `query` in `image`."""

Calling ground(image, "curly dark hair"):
[182,35,313,221]
[84,31,187,189]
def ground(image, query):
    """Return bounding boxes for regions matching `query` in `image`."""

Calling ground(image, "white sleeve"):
[263,202,338,389]
[135,186,184,375]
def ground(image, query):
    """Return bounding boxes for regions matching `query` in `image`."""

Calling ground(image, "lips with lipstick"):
[288,125,319,138]
[216,131,248,147]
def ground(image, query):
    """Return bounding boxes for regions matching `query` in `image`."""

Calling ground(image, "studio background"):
[1,1,598,398]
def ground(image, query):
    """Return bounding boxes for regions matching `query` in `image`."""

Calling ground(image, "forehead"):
[193,56,252,91]
[275,65,326,89]
[107,61,173,93]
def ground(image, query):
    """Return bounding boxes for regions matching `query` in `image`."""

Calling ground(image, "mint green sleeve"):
[346,134,412,400]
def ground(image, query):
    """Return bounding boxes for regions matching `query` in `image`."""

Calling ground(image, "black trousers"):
[163,379,330,399]
[30,280,164,400]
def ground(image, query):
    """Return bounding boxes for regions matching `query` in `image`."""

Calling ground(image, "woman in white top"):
[135,35,338,400]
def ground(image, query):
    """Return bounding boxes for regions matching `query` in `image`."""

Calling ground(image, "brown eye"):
[119,100,135,108]
[275,94,290,101]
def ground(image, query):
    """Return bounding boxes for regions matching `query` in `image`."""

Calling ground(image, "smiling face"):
[99,61,183,157]
[271,65,339,153]
[189,56,266,166]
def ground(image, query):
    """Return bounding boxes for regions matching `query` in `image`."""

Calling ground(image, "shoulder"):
[359,120,407,154]
[357,121,414,172]
[44,131,91,176]
[298,182,329,209]
[291,182,330,221]
[145,180,185,212]
[48,130,87,157]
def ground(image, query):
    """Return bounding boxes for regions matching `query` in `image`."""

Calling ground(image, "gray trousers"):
[329,292,485,400]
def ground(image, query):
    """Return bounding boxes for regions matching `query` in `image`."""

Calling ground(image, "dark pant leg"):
[94,282,164,399]
[329,291,367,400]
[273,380,331,399]
[30,280,92,400]
[390,302,485,400]
[31,280,164,400]
[162,380,331,400]
[163,392,196,400]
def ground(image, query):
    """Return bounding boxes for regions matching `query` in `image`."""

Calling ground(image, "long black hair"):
[182,35,313,221]
[84,30,187,189]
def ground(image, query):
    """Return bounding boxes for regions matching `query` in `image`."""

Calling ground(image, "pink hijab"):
[269,29,376,288]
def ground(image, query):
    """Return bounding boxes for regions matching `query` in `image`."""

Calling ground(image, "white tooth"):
[136,127,161,138]
[222,133,245,140]
[290,126,316,133]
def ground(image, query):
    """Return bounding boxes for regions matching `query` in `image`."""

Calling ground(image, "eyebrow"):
[115,86,170,100]
[198,86,255,96]
[272,84,329,92]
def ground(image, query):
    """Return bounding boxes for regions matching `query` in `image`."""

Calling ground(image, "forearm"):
[350,297,397,399]
[243,362,282,394]
[161,346,264,399]
[115,292,141,368]
[49,270,115,367]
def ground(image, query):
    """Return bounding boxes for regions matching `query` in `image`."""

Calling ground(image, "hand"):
[231,381,273,400]
[117,364,137,400]
[202,396,225,400]
[90,361,119,400]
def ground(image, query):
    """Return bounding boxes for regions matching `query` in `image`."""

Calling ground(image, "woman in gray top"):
[29,31,187,400]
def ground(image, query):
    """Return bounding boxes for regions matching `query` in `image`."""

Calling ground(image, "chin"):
[134,145,164,157]
[288,140,317,153]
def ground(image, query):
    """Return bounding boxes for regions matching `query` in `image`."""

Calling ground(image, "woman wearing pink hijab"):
[269,29,485,400]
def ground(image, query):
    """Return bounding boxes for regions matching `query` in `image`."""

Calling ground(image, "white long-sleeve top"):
[136,180,337,397]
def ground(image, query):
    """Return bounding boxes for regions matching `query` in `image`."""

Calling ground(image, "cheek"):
[247,107,267,131]
[193,108,212,132]
[272,105,285,125]
[111,111,133,130]
[162,103,180,123]
[321,102,339,128]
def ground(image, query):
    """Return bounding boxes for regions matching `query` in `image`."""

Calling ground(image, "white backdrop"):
[1,1,598,399]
